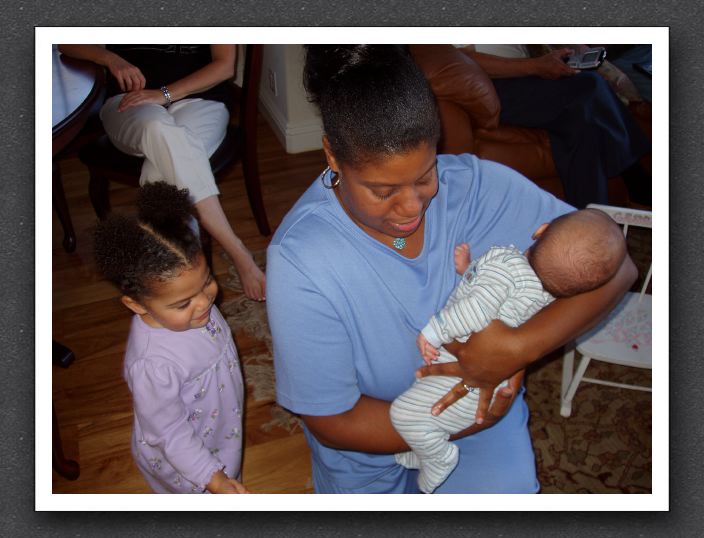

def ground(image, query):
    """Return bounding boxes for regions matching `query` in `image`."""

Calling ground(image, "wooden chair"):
[560,204,652,417]
[78,44,271,247]
[53,340,80,480]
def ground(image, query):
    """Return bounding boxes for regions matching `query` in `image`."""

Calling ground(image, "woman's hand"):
[531,48,580,79]
[117,89,167,112]
[415,320,527,423]
[451,370,524,438]
[105,55,146,92]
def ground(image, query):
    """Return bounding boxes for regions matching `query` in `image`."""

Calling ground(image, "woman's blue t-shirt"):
[266,153,573,492]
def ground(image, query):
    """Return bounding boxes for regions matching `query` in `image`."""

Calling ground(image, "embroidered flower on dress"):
[225,427,240,440]
[202,317,221,339]
[188,409,203,422]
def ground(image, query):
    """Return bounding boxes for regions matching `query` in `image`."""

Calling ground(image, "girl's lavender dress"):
[123,305,244,493]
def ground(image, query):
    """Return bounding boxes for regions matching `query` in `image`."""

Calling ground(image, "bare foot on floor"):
[231,251,266,301]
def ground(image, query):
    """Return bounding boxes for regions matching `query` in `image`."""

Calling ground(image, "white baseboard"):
[258,93,323,154]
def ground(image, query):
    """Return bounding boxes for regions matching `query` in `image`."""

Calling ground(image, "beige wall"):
[258,44,324,154]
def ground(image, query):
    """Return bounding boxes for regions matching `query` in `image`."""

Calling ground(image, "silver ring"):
[462,382,474,394]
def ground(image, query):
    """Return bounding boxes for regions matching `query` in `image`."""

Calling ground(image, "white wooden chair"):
[560,204,652,417]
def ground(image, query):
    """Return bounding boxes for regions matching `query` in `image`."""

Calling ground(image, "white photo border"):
[38,26,669,511]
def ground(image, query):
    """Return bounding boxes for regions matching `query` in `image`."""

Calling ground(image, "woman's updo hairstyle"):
[94,181,203,299]
[303,45,441,167]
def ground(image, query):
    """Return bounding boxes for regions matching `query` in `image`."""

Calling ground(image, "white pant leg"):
[99,95,229,203]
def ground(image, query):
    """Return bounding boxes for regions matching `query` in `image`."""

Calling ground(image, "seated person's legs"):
[492,72,650,207]
[610,44,652,103]
[99,96,266,301]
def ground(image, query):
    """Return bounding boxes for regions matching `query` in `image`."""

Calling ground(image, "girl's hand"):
[117,89,168,112]
[206,470,250,493]
[225,478,250,494]
[105,56,146,92]
[415,320,526,422]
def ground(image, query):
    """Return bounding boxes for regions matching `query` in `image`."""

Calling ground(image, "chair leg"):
[560,348,575,418]
[561,346,575,411]
[242,138,271,236]
[88,171,111,220]
[53,162,76,252]
[560,353,592,418]
[53,403,80,480]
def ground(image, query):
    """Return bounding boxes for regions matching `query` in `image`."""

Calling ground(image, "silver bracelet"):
[160,85,172,108]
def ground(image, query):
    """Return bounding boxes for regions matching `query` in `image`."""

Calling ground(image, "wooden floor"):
[52,112,326,493]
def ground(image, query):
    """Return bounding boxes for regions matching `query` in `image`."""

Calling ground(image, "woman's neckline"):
[321,176,431,261]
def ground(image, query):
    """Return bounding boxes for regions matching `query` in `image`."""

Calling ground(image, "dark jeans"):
[492,71,651,208]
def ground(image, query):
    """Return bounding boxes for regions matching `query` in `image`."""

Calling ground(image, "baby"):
[390,208,627,493]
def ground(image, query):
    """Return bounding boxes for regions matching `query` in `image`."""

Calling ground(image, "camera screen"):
[582,51,600,62]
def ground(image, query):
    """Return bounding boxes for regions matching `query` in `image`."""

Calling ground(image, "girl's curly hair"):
[94,182,203,299]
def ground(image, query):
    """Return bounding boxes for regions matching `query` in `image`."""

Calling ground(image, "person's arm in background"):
[58,45,146,92]
[159,44,236,102]
[112,44,236,112]
[455,44,580,80]
[59,44,236,112]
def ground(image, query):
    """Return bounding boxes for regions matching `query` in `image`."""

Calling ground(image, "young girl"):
[94,181,248,494]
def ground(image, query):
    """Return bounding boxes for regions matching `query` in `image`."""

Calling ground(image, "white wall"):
[257,45,324,154]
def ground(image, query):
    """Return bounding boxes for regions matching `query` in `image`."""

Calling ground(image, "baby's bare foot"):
[454,243,471,275]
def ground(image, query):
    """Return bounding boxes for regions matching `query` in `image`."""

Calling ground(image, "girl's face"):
[325,141,439,246]
[123,254,218,332]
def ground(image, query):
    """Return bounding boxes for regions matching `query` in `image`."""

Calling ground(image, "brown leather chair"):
[78,44,270,238]
[409,44,644,205]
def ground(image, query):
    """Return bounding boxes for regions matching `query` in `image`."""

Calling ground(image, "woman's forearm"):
[165,44,236,102]
[513,253,638,365]
[456,46,537,78]
[58,44,113,66]
[302,395,409,454]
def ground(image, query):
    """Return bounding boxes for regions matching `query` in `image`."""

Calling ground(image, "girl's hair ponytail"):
[94,182,203,299]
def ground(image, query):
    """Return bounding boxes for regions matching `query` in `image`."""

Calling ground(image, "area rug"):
[220,251,652,494]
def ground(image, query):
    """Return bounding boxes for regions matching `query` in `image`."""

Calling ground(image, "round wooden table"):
[52,45,105,252]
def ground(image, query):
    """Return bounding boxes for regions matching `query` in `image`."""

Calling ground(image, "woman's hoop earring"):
[321,166,341,189]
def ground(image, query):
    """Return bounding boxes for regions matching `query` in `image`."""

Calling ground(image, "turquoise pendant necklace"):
[392,237,407,250]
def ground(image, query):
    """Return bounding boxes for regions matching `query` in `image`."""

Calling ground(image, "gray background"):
[1,0,698,535]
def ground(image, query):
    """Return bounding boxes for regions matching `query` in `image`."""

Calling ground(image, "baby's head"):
[94,182,217,331]
[527,208,626,298]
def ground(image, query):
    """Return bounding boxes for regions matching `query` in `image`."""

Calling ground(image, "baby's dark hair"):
[94,182,203,299]
[529,209,626,298]
[303,45,441,167]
